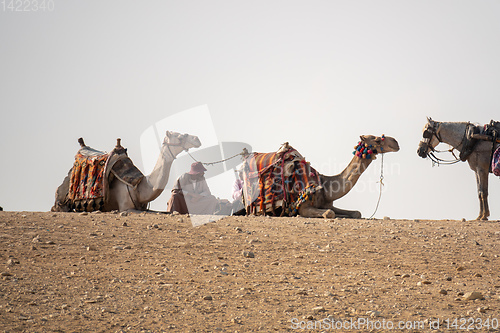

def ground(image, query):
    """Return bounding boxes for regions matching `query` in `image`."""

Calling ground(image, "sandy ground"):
[1,211,500,332]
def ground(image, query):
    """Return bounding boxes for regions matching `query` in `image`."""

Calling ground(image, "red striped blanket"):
[241,145,321,216]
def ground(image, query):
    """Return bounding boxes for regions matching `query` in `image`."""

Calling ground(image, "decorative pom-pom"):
[368,149,373,154]
[367,154,371,159]
[362,154,366,158]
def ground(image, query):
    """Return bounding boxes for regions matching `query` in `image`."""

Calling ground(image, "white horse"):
[417,118,499,220]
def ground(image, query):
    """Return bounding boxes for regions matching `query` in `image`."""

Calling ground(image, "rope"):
[186,149,248,166]
[368,153,384,219]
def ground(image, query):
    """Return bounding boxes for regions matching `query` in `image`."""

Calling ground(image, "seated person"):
[231,170,245,215]
[166,162,218,215]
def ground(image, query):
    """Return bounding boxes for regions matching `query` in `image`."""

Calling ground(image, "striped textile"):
[241,146,321,216]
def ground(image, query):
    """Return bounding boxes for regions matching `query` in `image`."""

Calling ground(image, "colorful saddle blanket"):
[492,146,500,177]
[68,146,144,212]
[241,145,321,216]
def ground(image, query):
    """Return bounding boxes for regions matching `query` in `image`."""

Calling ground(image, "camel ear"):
[166,131,171,137]
[360,135,366,141]
[427,117,432,123]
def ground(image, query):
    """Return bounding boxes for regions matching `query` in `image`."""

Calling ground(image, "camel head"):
[164,131,202,152]
[359,134,399,159]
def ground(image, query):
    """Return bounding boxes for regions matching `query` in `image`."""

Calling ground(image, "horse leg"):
[475,169,490,220]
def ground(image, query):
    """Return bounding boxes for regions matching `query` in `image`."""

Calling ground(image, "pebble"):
[417,281,431,286]
[86,246,97,251]
[312,306,326,313]
[366,310,382,317]
[113,246,123,250]
[439,289,448,295]
[7,259,19,266]
[1,272,12,277]
[477,306,487,313]
[242,251,255,258]
[401,274,410,278]
[463,291,483,301]
[456,266,465,271]
[203,295,213,301]
[122,222,128,227]
[119,212,128,217]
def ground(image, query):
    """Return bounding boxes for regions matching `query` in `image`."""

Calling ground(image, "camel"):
[242,135,400,218]
[298,135,400,218]
[51,131,201,213]
[417,118,499,220]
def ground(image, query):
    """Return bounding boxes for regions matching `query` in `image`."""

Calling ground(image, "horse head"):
[417,117,441,158]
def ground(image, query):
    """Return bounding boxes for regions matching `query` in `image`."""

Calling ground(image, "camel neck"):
[322,155,373,201]
[146,145,180,192]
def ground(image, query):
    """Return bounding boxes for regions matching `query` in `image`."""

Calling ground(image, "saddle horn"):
[78,138,86,148]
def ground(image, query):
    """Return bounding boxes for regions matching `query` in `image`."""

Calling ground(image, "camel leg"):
[299,206,335,218]
[331,205,362,219]
[475,169,490,221]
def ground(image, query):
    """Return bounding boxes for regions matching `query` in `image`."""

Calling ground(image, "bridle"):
[418,121,467,165]
[163,134,190,160]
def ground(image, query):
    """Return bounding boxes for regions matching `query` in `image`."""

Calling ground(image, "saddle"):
[459,123,480,162]
[241,143,321,216]
[68,138,144,212]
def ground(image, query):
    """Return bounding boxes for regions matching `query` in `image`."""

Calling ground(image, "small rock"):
[474,273,482,278]
[456,266,465,272]
[312,306,326,313]
[86,246,97,251]
[417,281,431,286]
[235,227,243,233]
[6,259,19,266]
[122,222,128,227]
[172,211,180,216]
[32,236,41,243]
[119,212,128,217]
[439,289,448,295]
[270,262,280,266]
[477,307,487,313]
[1,272,12,277]
[445,276,452,281]
[79,212,88,216]
[463,291,484,301]
[366,310,382,317]
[203,295,213,301]
[461,218,466,222]
[383,216,390,221]
[401,274,410,278]
[232,317,242,324]
[113,246,123,250]
[242,251,255,258]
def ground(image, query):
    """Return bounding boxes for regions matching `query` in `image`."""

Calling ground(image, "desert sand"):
[1,211,499,332]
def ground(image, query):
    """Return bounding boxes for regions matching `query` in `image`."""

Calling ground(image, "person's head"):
[188,162,206,180]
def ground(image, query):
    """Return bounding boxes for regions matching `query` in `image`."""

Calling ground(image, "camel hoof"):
[351,211,362,219]
[322,209,335,219]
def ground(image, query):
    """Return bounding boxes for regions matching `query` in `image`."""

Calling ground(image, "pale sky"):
[1,0,499,220]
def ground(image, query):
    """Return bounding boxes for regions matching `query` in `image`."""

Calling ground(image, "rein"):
[421,122,468,166]
[187,148,249,167]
